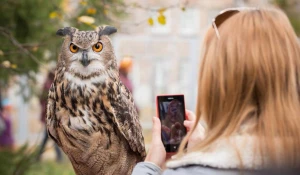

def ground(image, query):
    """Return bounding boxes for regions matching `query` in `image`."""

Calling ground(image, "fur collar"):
[166,135,266,169]
[166,118,272,169]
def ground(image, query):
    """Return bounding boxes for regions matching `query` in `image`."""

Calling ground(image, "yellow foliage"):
[158,8,166,15]
[80,0,87,6]
[0,50,3,56]
[77,16,95,25]
[11,64,17,69]
[32,46,38,52]
[103,9,108,15]
[49,11,58,19]
[148,17,154,26]
[88,24,97,29]
[49,11,62,19]
[157,14,166,25]
[87,8,97,15]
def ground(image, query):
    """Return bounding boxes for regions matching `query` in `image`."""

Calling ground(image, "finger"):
[184,120,194,131]
[185,110,196,121]
[152,117,162,142]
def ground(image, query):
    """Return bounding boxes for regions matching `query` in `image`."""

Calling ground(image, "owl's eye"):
[69,43,79,53]
[92,42,103,52]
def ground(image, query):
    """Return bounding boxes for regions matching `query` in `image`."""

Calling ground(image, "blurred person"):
[37,71,62,162]
[119,56,134,92]
[0,87,5,136]
[132,7,300,175]
[0,87,2,110]
[119,56,140,114]
[0,99,14,150]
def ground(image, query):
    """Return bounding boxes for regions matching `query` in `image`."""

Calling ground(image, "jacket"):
[132,118,300,175]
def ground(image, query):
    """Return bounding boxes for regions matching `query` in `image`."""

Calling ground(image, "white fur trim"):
[166,135,266,169]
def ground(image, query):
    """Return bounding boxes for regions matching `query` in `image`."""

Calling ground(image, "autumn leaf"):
[157,14,166,25]
[11,64,17,69]
[158,8,166,15]
[87,7,96,15]
[103,9,108,15]
[148,17,154,26]
[32,46,38,52]
[77,16,95,24]
[80,0,87,6]
[49,11,62,19]
[49,11,58,19]
[87,24,97,29]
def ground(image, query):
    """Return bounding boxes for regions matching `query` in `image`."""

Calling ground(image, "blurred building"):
[5,0,271,151]
[113,0,270,131]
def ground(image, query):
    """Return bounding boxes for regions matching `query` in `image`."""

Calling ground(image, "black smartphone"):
[156,94,187,152]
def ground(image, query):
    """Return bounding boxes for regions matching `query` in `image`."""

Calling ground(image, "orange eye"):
[92,42,103,52]
[69,43,79,53]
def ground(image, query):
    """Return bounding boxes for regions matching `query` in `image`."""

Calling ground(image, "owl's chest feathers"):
[55,72,119,132]
[61,81,102,112]
[55,82,101,131]
[58,72,109,109]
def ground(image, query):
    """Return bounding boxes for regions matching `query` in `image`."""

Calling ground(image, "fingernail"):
[152,117,156,123]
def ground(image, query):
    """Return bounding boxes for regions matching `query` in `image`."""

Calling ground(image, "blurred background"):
[0,0,299,174]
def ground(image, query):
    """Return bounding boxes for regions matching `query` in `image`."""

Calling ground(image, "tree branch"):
[103,0,189,26]
[0,26,48,69]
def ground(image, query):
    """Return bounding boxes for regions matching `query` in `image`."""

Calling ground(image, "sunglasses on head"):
[212,7,258,39]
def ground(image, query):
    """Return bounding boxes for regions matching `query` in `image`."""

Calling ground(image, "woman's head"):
[180,7,300,167]
[119,56,133,75]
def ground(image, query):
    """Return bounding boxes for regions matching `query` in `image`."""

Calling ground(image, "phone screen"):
[157,95,187,152]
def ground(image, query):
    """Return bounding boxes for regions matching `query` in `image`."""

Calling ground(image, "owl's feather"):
[109,82,145,155]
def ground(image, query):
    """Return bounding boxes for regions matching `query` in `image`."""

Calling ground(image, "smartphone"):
[156,94,187,152]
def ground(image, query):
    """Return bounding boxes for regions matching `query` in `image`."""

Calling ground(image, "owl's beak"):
[81,51,90,67]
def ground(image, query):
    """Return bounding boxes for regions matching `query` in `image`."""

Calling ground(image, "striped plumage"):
[46,26,146,175]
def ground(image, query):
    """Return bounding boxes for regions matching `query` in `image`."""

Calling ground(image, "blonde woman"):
[132,7,300,174]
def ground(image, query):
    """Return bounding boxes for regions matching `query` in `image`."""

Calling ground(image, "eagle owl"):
[46,26,146,175]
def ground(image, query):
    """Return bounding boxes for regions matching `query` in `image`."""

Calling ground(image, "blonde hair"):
[178,8,300,168]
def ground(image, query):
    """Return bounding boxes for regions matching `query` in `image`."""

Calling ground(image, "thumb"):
[152,117,162,142]
[184,120,194,132]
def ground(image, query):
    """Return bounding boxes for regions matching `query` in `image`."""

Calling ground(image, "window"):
[179,8,200,36]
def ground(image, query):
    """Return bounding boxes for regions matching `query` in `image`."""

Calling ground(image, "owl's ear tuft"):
[98,26,117,36]
[56,27,77,37]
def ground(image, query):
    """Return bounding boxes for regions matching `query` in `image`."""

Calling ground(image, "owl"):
[46,26,146,175]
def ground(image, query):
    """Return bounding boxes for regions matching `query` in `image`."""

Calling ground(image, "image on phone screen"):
[157,95,187,152]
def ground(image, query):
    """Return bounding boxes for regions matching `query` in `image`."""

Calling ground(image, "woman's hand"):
[145,111,205,168]
[184,110,205,149]
[145,117,166,168]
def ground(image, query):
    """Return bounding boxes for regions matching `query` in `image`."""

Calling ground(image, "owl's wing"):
[107,81,146,158]
[46,82,61,146]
